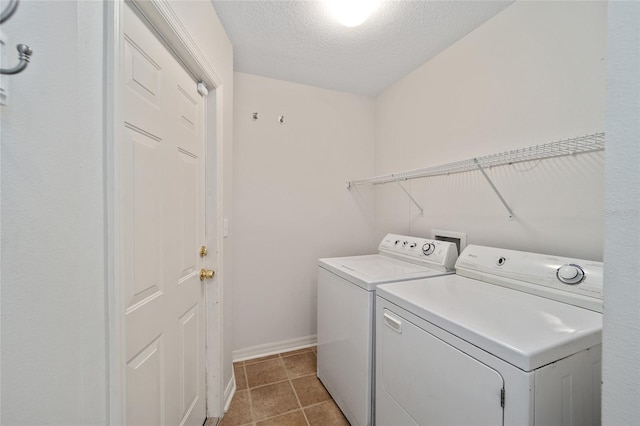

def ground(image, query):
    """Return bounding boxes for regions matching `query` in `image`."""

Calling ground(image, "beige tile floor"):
[208,346,349,426]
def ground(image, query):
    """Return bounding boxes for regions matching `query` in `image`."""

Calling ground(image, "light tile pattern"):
[210,346,349,426]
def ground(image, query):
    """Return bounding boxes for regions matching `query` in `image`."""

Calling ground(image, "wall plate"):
[432,229,467,256]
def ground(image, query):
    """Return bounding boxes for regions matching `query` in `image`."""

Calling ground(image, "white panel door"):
[123,4,207,425]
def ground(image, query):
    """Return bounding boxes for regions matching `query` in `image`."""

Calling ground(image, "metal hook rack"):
[347,132,605,220]
[0,0,33,76]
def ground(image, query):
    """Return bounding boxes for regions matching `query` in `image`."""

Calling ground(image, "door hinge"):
[500,388,505,408]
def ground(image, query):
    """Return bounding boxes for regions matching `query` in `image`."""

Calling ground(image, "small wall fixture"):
[0,0,19,23]
[1,44,33,75]
[250,112,286,124]
[0,0,33,76]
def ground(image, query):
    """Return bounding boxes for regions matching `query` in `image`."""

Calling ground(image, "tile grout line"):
[246,371,317,392]
[250,408,306,425]
[243,362,256,426]
[297,382,312,425]
[248,354,293,425]
[295,349,316,425]
[286,361,311,426]
[282,351,313,425]
[234,348,322,425]
[240,400,336,425]
[280,352,312,425]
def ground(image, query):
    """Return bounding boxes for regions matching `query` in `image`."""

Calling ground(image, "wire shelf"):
[347,132,605,187]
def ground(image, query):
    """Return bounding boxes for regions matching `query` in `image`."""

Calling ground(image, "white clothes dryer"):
[375,245,603,426]
[317,234,459,426]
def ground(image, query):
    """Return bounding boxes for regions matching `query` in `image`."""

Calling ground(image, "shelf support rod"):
[473,158,514,220]
[395,179,424,216]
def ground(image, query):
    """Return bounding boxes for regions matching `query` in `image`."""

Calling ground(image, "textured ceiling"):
[211,1,514,96]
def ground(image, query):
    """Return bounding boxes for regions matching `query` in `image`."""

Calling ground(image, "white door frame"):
[105,0,226,423]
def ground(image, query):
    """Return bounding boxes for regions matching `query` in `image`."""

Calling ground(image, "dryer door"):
[377,308,505,426]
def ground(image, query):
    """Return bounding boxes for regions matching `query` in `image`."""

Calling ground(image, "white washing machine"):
[375,245,603,426]
[317,234,459,426]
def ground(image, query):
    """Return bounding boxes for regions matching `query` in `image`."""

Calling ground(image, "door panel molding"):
[127,336,165,426]
[127,0,222,89]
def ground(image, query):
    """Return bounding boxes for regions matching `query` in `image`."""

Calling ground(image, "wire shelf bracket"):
[396,180,424,216]
[473,158,514,220]
[346,132,605,220]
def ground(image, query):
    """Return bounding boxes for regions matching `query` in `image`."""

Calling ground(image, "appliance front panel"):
[377,306,505,426]
[317,267,373,426]
[534,345,602,426]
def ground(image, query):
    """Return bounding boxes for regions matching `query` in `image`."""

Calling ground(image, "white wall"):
[1,1,107,424]
[374,1,607,261]
[602,1,640,424]
[232,72,376,356]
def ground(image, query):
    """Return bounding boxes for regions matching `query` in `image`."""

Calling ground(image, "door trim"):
[105,0,225,423]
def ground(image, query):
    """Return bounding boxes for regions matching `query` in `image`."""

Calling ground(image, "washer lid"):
[376,275,602,371]
[319,255,451,291]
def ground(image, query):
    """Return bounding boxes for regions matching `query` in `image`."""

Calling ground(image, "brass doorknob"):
[200,268,215,281]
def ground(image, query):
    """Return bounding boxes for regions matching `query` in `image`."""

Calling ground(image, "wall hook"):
[252,112,259,120]
[0,0,33,76]
[0,0,19,24]
[278,115,285,124]
[1,44,33,75]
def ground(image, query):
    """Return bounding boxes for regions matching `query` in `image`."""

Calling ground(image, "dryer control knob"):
[557,264,585,285]
[422,243,435,255]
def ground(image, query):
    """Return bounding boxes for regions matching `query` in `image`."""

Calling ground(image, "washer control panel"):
[378,233,458,271]
[455,245,603,311]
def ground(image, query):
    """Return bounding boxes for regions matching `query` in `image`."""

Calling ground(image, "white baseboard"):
[232,334,317,362]
[223,375,236,413]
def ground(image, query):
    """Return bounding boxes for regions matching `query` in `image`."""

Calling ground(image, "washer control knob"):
[409,242,417,248]
[557,264,585,285]
[402,241,408,247]
[497,257,507,266]
[394,240,400,245]
[422,243,435,255]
